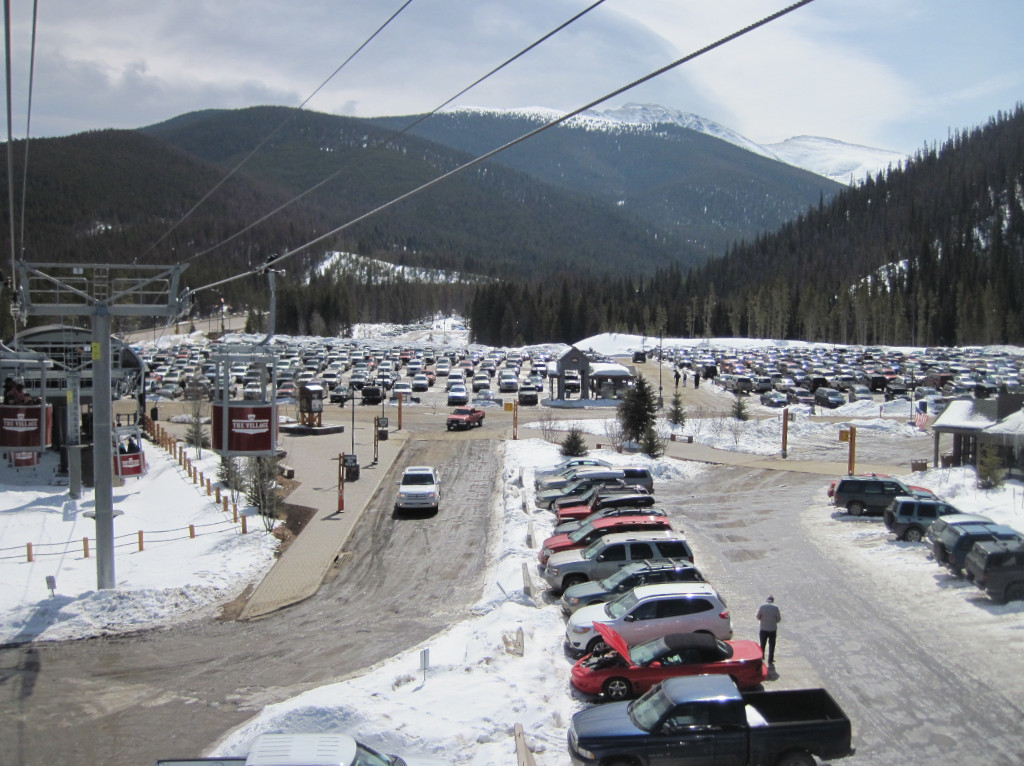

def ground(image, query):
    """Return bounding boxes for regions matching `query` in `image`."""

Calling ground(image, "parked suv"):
[966,540,1024,603]
[933,523,1024,575]
[539,515,675,565]
[564,582,732,656]
[542,531,694,592]
[927,514,994,565]
[883,497,962,542]
[560,559,705,614]
[831,475,936,516]
[394,466,440,514]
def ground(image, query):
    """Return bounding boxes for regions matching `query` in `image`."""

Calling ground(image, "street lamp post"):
[657,331,664,408]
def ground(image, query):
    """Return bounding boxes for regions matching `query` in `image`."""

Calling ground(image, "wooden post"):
[83,537,90,558]
[232,503,238,522]
[206,477,212,496]
[189,524,196,538]
[215,485,221,503]
[847,425,857,475]
[223,496,229,514]
[781,407,789,458]
[26,542,33,562]
[137,530,144,552]
[240,515,247,534]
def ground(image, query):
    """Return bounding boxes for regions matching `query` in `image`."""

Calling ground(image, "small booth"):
[298,383,324,428]
[210,348,278,457]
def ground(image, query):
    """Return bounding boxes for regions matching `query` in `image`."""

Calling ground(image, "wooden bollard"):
[240,515,247,534]
[223,496,229,514]
[26,542,33,562]
[232,503,238,522]
[206,477,212,496]
[189,524,196,539]
[83,537,90,558]
[215,486,221,503]
[192,467,198,485]
[138,530,144,552]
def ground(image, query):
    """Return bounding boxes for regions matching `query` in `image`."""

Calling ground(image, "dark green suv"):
[831,476,936,516]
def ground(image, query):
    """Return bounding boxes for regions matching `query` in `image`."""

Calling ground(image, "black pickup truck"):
[568,675,854,766]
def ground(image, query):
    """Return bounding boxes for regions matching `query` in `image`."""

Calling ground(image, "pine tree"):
[618,375,658,444]
[639,424,665,458]
[559,426,589,458]
[667,392,686,427]
[731,395,750,422]
[246,456,282,531]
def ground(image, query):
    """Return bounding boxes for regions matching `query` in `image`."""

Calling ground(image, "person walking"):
[756,595,781,665]
[674,369,681,388]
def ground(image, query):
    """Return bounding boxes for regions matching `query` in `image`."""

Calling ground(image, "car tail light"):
[719,610,730,620]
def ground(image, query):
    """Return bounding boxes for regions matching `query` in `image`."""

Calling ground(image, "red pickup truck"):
[446,406,485,430]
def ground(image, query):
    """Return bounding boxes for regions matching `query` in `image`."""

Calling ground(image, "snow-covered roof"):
[589,362,633,379]
[931,399,998,432]
[982,407,1024,439]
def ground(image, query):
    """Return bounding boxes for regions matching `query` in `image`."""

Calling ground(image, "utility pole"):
[16,262,187,589]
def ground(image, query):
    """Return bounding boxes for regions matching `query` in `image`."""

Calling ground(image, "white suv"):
[395,466,440,514]
[565,582,732,656]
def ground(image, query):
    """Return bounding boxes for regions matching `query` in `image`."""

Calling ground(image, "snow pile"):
[0,446,278,644]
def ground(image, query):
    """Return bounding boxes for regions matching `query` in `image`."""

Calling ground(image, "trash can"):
[911,459,928,472]
[345,463,360,482]
[377,427,389,441]
[150,406,159,422]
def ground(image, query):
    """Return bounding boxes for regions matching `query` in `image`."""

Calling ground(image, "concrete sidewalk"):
[238,428,408,620]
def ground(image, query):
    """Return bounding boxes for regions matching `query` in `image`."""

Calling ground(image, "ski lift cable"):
[182,0,609,265]
[17,0,38,266]
[189,0,817,298]
[139,0,416,263]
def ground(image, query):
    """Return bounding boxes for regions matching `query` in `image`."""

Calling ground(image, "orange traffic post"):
[847,425,857,475]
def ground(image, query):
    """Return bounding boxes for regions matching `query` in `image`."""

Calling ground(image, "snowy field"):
[3,324,1024,763]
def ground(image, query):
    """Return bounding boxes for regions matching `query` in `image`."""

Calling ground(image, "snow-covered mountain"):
[588,103,907,185]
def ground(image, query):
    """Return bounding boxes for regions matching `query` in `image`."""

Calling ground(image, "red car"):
[556,493,656,524]
[570,624,767,700]
[538,514,673,565]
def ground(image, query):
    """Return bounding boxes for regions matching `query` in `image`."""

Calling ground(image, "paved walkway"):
[238,427,408,620]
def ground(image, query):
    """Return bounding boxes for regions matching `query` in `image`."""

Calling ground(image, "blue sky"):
[8,0,1023,154]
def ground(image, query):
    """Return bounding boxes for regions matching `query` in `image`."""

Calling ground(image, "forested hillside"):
[470,105,1024,347]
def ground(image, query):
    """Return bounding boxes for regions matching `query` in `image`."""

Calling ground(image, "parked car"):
[564,582,733,656]
[787,387,814,405]
[926,513,993,552]
[567,675,855,766]
[411,374,430,392]
[831,475,936,516]
[933,522,1024,575]
[759,390,788,407]
[966,540,1024,603]
[883,496,962,542]
[361,385,383,405]
[537,477,645,510]
[814,386,845,409]
[560,559,704,614]
[534,457,611,481]
[542,531,695,592]
[554,505,667,535]
[571,625,767,699]
[556,492,656,523]
[517,388,539,405]
[539,515,675,565]
[446,384,470,406]
[153,732,409,766]
[538,467,628,492]
[847,384,873,402]
[394,466,440,515]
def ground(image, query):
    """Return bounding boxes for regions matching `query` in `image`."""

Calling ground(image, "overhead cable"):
[190,0,818,297]
[140,0,415,262]
[184,0,608,264]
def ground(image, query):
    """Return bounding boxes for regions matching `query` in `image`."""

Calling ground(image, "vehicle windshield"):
[630,637,668,666]
[352,742,395,766]
[402,473,435,486]
[606,589,640,619]
[598,565,642,590]
[581,538,606,559]
[569,521,596,543]
[629,685,676,732]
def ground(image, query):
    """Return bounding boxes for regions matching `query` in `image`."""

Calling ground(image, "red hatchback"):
[538,514,673,565]
[570,624,767,700]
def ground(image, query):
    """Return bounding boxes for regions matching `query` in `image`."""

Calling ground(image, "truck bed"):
[742,688,854,764]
